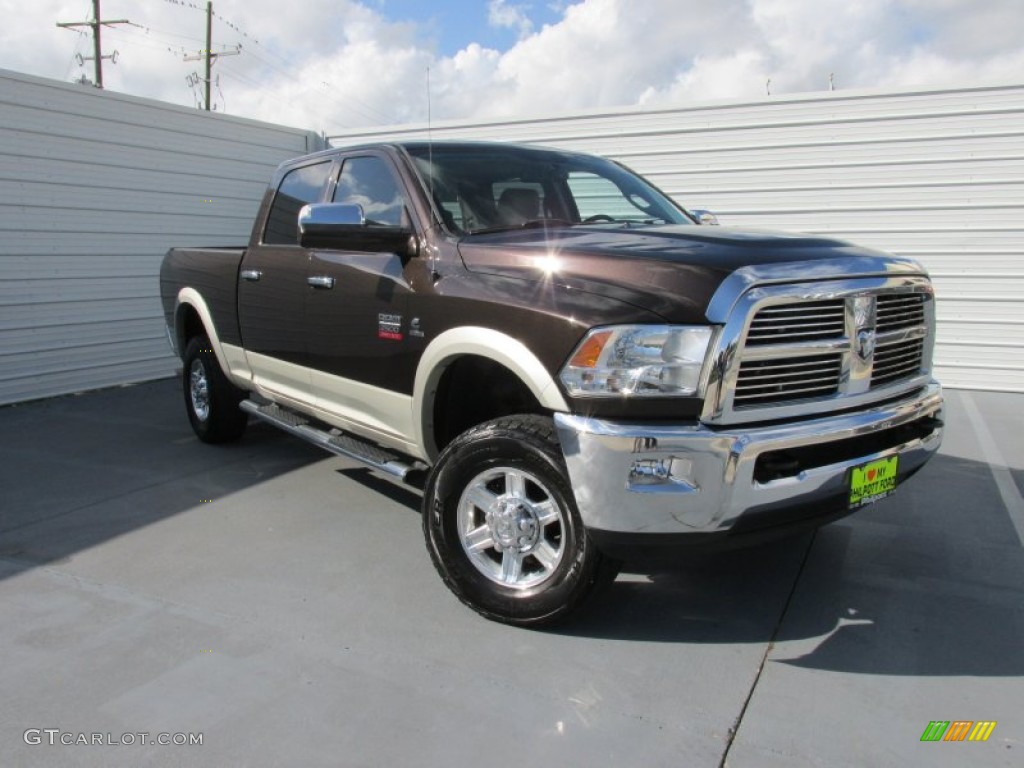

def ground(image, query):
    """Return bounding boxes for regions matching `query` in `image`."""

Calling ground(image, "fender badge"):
[378,313,403,341]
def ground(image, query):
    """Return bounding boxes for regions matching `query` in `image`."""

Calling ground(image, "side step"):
[240,400,425,481]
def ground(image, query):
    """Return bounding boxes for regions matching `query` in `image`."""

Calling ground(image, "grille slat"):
[737,375,841,393]
[748,324,846,340]
[735,382,840,404]
[738,361,840,375]
[874,360,920,375]
[738,364,841,380]
[739,365,841,383]
[874,346,922,365]
[874,369,921,385]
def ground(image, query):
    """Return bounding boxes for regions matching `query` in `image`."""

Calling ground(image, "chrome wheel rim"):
[189,359,210,422]
[457,467,566,589]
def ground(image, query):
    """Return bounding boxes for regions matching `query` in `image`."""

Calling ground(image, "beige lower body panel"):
[241,351,420,459]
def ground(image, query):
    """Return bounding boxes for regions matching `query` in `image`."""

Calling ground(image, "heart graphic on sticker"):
[867,469,877,481]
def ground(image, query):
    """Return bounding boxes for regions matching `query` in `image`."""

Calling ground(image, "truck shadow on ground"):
[557,452,1024,678]
[0,378,325,579]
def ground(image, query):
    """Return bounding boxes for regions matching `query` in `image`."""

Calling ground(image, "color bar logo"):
[920,721,997,742]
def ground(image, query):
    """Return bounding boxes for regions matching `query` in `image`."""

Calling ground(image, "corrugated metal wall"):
[331,83,1024,393]
[0,69,323,405]
[2,74,1019,403]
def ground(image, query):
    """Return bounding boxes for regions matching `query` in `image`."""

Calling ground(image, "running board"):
[240,400,423,481]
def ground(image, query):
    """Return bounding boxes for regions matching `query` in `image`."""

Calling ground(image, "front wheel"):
[422,414,618,626]
[182,335,247,443]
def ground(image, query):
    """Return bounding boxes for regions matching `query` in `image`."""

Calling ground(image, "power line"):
[211,9,259,45]
[117,20,207,47]
[228,41,398,125]
[56,0,131,88]
[102,27,192,59]
[63,4,91,83]
[61,0,400,126]
[188,3,399,124]
[161,0,260,43]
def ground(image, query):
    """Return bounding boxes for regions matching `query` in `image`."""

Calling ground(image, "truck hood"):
[456,224,899,323]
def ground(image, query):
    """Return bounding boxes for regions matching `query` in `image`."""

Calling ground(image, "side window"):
[333,156,408,227]
[264,161,332,245]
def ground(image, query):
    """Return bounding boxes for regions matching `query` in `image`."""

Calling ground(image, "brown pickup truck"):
[160,141,944,625]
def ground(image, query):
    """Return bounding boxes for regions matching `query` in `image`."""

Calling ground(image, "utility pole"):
[205,2,213,112]
[183,2,240,111]
[56,0,130,88]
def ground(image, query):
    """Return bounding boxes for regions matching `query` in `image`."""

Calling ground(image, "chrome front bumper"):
[554,382,943,539]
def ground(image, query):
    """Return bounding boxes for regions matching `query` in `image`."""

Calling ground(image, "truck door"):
[303,153,421,444]
[237,158,333,405]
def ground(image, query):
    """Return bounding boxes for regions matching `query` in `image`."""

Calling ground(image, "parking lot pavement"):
[0,380,1020,767]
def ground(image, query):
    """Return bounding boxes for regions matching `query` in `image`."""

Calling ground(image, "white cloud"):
[1,0,1021,133]
[488,0,535,39]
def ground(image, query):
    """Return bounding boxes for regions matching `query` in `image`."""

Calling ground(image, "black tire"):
[422,414,619,626]
[182,335,247,443]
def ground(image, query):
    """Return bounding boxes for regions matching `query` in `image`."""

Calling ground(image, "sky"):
[1,0,1022,136]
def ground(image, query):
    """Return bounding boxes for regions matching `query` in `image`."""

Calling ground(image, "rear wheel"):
[422,414,619,626]
[182,335,247,443]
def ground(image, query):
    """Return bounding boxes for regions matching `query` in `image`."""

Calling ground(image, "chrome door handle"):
[307,275,335,289]
[240,269,262,282]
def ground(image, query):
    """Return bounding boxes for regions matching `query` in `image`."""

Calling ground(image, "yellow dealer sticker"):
[849,456,899,508]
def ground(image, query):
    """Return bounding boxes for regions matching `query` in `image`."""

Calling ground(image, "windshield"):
[405,144,694,235]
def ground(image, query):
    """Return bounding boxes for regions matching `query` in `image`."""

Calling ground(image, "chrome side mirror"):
[691,209,720,226]
[298,203,418,257]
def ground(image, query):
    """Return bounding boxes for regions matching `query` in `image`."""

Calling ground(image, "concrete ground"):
[0,379,1020,767]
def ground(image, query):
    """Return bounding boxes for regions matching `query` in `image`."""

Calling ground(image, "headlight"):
[559,325,714,397]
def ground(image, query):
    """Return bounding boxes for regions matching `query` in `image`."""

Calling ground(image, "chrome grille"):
[732,289,930,410]
[702,264,936,426]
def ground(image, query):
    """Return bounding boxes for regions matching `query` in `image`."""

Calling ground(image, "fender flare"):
[413,327,570,461]
[174,288,249,388]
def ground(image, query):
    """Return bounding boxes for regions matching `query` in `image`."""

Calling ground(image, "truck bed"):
[160,246,247,349]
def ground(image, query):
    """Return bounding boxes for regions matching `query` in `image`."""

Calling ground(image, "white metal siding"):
[331,83,1024,393]
[0,69,324,405]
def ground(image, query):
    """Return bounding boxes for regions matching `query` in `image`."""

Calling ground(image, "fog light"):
[628,457,696,491]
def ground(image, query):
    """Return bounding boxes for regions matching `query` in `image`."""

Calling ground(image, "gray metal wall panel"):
[0,69,324,405]
[332,82,1024,392]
